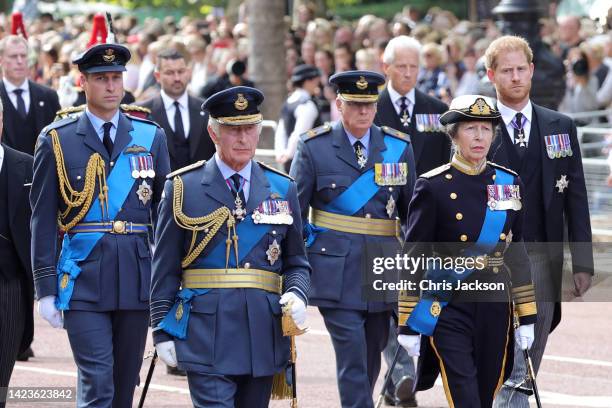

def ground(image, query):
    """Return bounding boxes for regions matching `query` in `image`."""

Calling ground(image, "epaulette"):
[125,114,160,128]
[381,126,410,142]
[420,163,451,179]
[166,160,206,179]
[54,104,86,121]
[120,104,151,114]
[43,115,79,135]
[488,161,518,177]
[302,122,332,140]
[258,161,294,180]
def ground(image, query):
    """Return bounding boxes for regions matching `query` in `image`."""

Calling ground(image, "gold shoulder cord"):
[172,176,239,269]
[50,130,109,232]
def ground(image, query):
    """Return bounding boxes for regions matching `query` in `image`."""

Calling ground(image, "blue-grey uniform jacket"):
[150,159,311,376]
[30,112,170,311]
[290,121,416,312]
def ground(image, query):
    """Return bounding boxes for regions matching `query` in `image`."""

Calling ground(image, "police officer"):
[150,86,311,408]
[274,64,322,173]
[30,43,170,407]
[397,95,537,407]
[290,71,417,408]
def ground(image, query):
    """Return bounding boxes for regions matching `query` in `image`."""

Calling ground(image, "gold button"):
[493,267,499,274]
[244,262,251,269]
[76,175,82,180]
[331,183,337,189]
[456,213,463,220]
[460,234,468,242]
[445,174,452,180]
[500,233,506,240]
[495,251,501,257]
[492,174,496,180]
[321,247,326,252]
[450,193,457,199]
[365,213,371,218]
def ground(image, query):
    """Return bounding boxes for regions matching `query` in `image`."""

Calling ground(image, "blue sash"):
[305,135,407,246]
[407,168,513,336]
[56,120,156,310]
[159,168,291,339]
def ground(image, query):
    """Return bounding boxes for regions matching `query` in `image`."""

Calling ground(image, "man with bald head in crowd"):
[558,15,583,60]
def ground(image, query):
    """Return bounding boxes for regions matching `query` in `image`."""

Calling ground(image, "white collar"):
[161,90,189,111]
[3,78,29,94]
[497,99,532,127]
[387,83,415,107]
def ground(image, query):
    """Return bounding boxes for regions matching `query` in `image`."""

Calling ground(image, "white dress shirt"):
[85,108,120,143]
[215,153,252,202]
[497,100,533,145]
[3,78,30,114]
[387,83,415,118]
[161,90,190,137]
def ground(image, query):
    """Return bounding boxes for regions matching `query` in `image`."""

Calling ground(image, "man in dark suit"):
[0,35,61,156]
[0,99,33,408]
[142,48,215,171]
[485,36,594,408]
[375,35,450,178]
[374,35,451,407]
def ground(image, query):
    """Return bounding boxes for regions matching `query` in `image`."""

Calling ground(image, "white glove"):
[279,292,307,326]
[37,296,63,328]
[398,334,421,357]
[518,324,535,350]
[155,340,177,367]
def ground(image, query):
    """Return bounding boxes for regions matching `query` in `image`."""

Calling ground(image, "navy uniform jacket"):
[150,159,311,376]
[375,88,451,176]
[488,103,594,330]
[290,122,416,312]
[398,161,537,389]
[30,112,170,311]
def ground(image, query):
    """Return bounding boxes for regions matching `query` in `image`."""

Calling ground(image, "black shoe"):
[17,347,34,362]
[395,376,417,407]
[166,365,187,376]
[383,391,397,406]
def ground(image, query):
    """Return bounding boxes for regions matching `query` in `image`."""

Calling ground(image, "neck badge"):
[355,143,367,169]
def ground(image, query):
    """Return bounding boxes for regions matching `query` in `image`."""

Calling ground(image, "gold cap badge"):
[469,97,492,116]
[356,76,368,90]
[103,48,116,63]
[234,93,248,111]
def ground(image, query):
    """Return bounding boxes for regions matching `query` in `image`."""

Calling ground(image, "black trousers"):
[0,277,25,408]
[429,301,512,408]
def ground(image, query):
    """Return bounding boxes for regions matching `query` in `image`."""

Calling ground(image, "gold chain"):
[50,130,108,232]
[172,176,239,268]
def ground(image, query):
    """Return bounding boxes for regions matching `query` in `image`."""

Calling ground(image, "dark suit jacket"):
[1,144,33,353]
[488,102,594,330]
[0,80,61,155]
[142,94,215,170]
[375,88,451,176]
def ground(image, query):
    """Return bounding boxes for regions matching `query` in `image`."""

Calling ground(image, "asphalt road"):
[7,302,612,407]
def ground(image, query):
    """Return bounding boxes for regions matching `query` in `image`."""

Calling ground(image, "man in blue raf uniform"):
[30,43,170,407]
[150,86,310,408]
[290,71,417,408]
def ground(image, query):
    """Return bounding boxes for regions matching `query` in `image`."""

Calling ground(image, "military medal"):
[146,155,155,178]
[430,300,441,317]
[487,184,521,211]
[555,174,569,193]
[175,301,184,321]
[375,163,408,185]
[252,199,293,225]
[355,143,367,168]
[386,195,396,218]
[138,156,148,179]
[266,239,281,265]
[233,196,246,220]
[136,180,153,205]
[545,134,572,159]
[60,273,70,290]
[130,156,140,178]
[415,114,441,132]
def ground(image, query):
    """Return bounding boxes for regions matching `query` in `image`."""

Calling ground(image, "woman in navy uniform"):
[397,95,537,407]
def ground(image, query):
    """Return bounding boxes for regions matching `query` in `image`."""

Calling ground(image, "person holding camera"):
[559,46,599,118]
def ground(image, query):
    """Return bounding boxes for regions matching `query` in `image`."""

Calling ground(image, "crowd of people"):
[0,3,608,408]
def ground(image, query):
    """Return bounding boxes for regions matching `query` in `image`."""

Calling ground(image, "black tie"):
[230,173,247,205]
[174,101,186,139]
[13,89,27,119]
[102,122,114,156]
[399,96,410,127]
[354,140,367,168]
[512,112,527,158]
